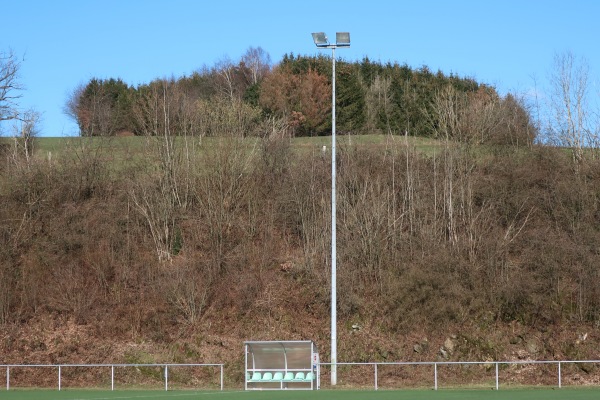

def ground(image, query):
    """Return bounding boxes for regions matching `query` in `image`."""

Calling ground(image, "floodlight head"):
[336,32,350,47]
[312,32,329,47]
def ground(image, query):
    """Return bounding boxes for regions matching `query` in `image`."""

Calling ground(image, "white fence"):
[4,360,600,391]
[319,360,600,390]
[2,363,224,391]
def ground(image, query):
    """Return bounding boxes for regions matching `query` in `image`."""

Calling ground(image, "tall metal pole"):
[312,31,349,387]
[330,46,337,387]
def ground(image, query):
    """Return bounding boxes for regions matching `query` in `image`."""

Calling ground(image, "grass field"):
[2,388,600,400]
[1,134,444,158]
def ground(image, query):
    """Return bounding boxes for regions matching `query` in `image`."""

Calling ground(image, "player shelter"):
[244,340,319,390]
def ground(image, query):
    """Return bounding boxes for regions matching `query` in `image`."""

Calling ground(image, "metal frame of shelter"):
[244,340,319,390]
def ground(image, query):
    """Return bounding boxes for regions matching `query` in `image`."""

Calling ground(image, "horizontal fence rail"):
[319,360,600,390]
[2,363,224,391]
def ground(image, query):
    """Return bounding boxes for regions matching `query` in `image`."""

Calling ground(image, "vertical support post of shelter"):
[310,342,315,390]
[244,343,248,391]
[319,363,321,390]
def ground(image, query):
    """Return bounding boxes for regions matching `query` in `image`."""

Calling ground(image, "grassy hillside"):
[1,135,599,387]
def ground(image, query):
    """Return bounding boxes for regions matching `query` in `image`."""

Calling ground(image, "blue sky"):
[1,0,599,137]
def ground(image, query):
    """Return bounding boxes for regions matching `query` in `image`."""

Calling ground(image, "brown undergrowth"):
[2,138,600,387]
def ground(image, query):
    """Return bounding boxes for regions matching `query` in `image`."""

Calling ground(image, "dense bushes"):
[1,137,599,338]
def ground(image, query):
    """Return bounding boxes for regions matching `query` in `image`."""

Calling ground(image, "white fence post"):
[495,362,499,390]
[221,364,224,391]
[6,366,9,391]
[58,365,61,391]
[374,363,378,390]
[434,363,438,390]
[164,365,168,391]
[558,362,561,389]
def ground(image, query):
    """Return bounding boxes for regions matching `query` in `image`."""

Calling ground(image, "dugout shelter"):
[244,340,319,390]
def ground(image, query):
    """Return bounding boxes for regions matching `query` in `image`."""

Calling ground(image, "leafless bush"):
[286,148,330,277]
[192,138,258,272]
[162,259,209,325]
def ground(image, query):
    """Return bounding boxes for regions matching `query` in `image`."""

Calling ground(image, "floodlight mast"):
[311,31,350,387]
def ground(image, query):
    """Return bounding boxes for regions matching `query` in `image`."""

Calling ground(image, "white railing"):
[319,360,600,390]
[2,363,224,391]
[5,360,599,391]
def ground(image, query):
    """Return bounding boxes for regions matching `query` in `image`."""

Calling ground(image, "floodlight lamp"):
[336,32,350,47]
[312,32,329,47]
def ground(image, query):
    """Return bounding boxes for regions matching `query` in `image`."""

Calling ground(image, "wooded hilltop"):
[1,48,600,387]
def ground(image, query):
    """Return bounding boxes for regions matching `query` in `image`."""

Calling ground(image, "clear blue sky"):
[1,0,599,137]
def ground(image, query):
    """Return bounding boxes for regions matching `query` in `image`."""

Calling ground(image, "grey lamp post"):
[311,31,350,387]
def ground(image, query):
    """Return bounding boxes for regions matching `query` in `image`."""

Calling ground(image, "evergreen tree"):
[336,62,365,133]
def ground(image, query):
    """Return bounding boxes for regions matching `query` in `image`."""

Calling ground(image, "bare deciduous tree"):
[196,96,261,137]
[193,138,257,271]
[495,93,537,147]
[63,83,85,124]
[547,51,592,165]
[463,87,502,144]
[131,80,195,262]
[241,46,271,85]
[289,151,330,275]
[9,109,40,164]
[363,74,393,134]
[79,83,116,136]
[0,49,22,124]
[214,56,239,103]
[427,84,466,141]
